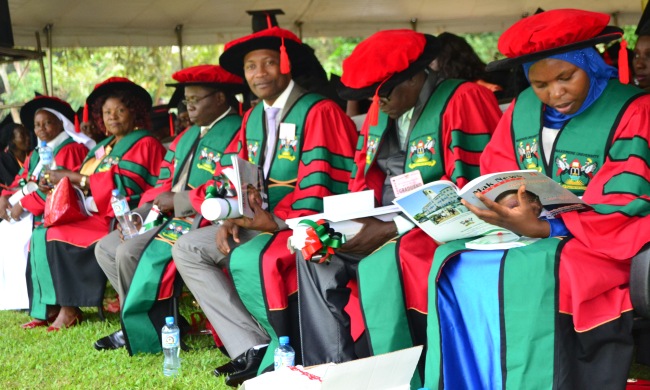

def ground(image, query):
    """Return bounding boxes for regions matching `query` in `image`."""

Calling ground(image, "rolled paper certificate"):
[8,182,38,206]
[201,197,241,221]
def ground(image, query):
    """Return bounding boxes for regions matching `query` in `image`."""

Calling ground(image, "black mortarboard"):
[246,9,284,32]
[636,4,650,36]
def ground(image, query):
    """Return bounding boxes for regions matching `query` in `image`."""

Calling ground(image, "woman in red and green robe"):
[425,11,650,389]
[20,79,166,331]
[0,97,89,316]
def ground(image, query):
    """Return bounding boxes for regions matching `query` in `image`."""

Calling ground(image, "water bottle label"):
[162,332,179,349]
[274,352,295,370]
[113,199,129,217]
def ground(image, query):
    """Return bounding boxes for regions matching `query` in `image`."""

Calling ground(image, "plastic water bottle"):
[110,189,139,240]
[273,336,295,370]
[38,140,54,176]
[162,316,181,377]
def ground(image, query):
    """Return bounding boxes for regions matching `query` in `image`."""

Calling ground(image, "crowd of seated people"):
[2,7,650,389]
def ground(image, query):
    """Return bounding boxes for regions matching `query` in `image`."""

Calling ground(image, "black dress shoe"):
[224,345,268,387]
[94,330,126,351]
[213,354,247,377]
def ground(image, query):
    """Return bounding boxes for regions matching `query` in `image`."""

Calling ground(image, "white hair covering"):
[40,107,96,149]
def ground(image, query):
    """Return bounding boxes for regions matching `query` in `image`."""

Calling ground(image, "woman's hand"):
[44,168,76,186]
[0,196,10,221]
[339,217,397,255]
[9,202,23,221]
[38,175,53,192]
[216,220,240,255]
[463,185,550,238]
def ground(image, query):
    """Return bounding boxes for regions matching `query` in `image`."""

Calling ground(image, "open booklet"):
[392,169,590,247]
[201,156,267,221]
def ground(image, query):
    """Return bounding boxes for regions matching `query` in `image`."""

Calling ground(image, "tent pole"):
[35,31,48,95]
[295,21,303,40]
[175,24,184,69]
[44,24,53,95]
[410,18,418,31]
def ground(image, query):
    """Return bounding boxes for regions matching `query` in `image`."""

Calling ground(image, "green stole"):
[511,80,642,195]
[242,93,324,210]
[173,115,242,188]
[85,130,151,207]
[364,79,463,184]
[122,116,240,355]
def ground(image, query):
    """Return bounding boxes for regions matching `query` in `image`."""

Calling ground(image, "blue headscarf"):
[522,47,618,129]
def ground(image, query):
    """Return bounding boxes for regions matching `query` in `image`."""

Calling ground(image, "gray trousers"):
[95,227,158,302]
[172,224,270,358]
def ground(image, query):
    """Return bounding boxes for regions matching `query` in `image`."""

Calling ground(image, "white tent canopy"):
[8,0,646,48]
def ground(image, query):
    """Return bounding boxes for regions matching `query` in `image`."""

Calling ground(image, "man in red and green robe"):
[173,27,357,384]
[295,31,501,388]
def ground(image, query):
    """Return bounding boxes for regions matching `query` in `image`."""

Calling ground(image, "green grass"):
[3,300,650,389]
[0,306,234,389]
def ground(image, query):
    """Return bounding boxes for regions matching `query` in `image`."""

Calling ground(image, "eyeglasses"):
[182,91,217,106]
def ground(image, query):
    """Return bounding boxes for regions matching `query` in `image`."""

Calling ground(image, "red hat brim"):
[165,82,246,96]
[165,65,246,95]
[487,26,622,71]
[20,95,75,132]
[86,78,152,111]
[337,34,440,101]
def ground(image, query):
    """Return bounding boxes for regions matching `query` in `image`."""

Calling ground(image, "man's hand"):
[216,220,240,255]
[0,196,10,221]
[153,192,175,214]
[230,188,278,232]
[339,217,397,255]
[9,202,24,221]
[463,184,550,238]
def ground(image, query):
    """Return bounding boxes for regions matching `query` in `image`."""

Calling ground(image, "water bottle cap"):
[279,336,289,345]
[165,316,175,326]
[40,140,47,147]
[111,189,120,196]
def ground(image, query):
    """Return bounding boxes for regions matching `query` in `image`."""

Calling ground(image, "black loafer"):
[94,330,126,351]
[225,345,268,387]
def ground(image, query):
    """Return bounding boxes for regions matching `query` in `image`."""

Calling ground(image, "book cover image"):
[394,182,502,242]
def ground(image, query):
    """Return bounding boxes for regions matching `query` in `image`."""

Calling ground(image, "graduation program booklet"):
[231,156,267,218]
[392,169,590,244]
[201,156,267,221]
